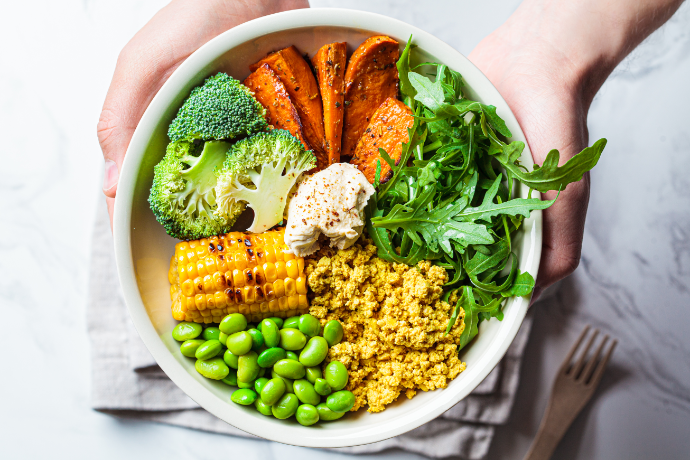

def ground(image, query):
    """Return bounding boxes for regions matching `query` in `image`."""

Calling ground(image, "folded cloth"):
[88,202,533,459]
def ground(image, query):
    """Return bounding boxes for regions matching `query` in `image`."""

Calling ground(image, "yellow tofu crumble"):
[306,238,466,413]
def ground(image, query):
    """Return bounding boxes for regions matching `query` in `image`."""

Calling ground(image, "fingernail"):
[103,160,119,191]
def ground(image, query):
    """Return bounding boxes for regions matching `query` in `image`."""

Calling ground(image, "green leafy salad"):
[366,37,606,350]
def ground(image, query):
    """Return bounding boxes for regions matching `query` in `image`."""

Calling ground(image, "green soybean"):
[279,328,306,350]
[314,378,332,396]
[247,328,265,351]
[324,361,348,390]
[257,347,286,368]
[172,322,202,341]
[271,393,299,419]
[219,313,247,335]
[238,351,260,383]
[195,339,223,361]
[316,403,345,421]
[223,349,239,369]
[285,351,299,361]
[305,366,322,384]
[298,314,321,338]
[299,336,328,367]
[323,320,344,347]
[254,377,270,394]
[231,388,257,406]
[255,398,273,416]
[260,319,280,348]
[326,390,355,413]
[268,317,284,329]
[219,332,229,346]
[260,377,286,406]
[271,370,294,394]
[221,369,238,386]
[283,316,300,329]
[180,339,205,358]
[258,367,266,378]
[202,326,221,341]
[296,404,319,426]
[226,331,253,356]
[195,358,229,380]
[238,380,254,389]
[293,379,320,406]
[273,359,305,380]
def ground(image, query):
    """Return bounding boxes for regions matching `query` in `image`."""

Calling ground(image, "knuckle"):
[97,108,121,154]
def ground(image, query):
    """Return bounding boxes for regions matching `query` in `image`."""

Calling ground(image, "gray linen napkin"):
[88,201,533,459]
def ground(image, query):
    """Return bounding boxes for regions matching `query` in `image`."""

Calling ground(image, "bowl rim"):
[113,7,541,448]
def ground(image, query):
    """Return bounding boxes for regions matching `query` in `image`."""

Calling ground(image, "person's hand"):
[98,0,308,226]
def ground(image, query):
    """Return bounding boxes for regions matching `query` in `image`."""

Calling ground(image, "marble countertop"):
[1,0,688,458]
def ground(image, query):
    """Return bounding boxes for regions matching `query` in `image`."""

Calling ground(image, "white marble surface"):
[1,0,689,459]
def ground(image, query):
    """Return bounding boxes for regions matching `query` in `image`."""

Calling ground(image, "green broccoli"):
[215,130,316,233]
[168,73,267,142]
[149,140,245,240]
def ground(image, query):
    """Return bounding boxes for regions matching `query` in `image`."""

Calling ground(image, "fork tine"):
[559,325,590,374]
[588,339,617,386]
[580,335,609,383]
[570,328,599,378]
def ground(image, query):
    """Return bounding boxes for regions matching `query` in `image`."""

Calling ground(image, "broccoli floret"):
[168,73,267,142]
[215,130,316,233]
[149,140,245,240]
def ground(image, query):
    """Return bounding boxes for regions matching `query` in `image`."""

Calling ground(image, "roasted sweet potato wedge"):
[311,42,347,166]
[342,36,400,159]
[350,97,413,184]
[250,46,327,168]
[243,64,309,149]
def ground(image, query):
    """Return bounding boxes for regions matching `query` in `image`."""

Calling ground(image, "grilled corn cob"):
[168,228,309,323]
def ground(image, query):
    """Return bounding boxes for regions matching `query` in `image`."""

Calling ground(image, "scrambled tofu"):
[306,238,466,413]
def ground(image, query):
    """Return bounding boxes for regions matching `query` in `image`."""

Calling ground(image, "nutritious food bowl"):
[114,9,544,447]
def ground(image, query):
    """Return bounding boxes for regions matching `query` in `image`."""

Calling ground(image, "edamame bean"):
[219,313,247,335]
[299,336,328,367]
[255,398,273,416]
[279,328,306,350]
[293,379,320,406]
[305,366,322,384]
[257,347,286,368]
[219,332,229,346]
[195,339,223,360]
[247,328,264,351]
[285,351,299,361]
[254,377,270,394]
[296,404,319,426]
[260,319,280,348]
[260,378,286,406]
[316,402,345,421]
[238,380,254,389]
[271,393,299,419]
[223,350,239,369]
[324,361,348,390]
[326,390,355,413]
[298,314,321,338]
[226,331,253,356]
[271,370,294,394]
[238,351,260,383]
[314,378,332,396]
[195,358,229,380]
[221,369,238,386]
[283,316,300,329]
[273,359,305,380]
[323,320,344,346]
[231,388,257,406]
[172,322,202,341]
[202,326,221,341]
[258,367,266,378]
[268,317,284,329]
[180,339,205,358]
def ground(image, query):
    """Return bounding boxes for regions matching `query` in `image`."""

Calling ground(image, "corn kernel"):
[223,288,235,304]
[297,258,305,274]
[178,264,188,282]
[285,278,296,296]
[298,294,308,308]
[250,304,261,314]
[273,279,285,298]
[260,302,270,313]
[296,276,307,295]
[181,279,195,297]
[244,268,255,286]
[254,285,266,303]
[195,294,207,310]
[206,294,215,308]
[264,246,277,264]
[212,316,222,323]
[239,304,250,315]
[184,296,196,311]
[268,299,280,312]
[227,305,239,314]
[279,296,288,311]
[263,283,276,301]
[263,262,277,283]
[214,291,227,309]
[193,277,204,294]
[233,269,245,288]
[283,250,295,262]
[216,255,228,272]
[288,294,299,308]
[186,262,198,279]
[203,275,214,293]
[212,272,226,291]
[252,265,265,285]
[243,286,256,304]
[275,261,287,279]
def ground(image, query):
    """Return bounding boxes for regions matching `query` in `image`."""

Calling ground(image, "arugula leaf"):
[409,72,446,113]
[397,35,416,101]
[464,239,511,276]
[373,159,382,188]
[500,271,536,297]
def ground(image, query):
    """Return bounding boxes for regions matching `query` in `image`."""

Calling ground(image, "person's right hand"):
[98,0,308,227]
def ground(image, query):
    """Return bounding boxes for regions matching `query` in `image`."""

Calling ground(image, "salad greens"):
[366,36,607,349]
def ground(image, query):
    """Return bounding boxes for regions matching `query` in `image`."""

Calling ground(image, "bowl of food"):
[114,7,603,448]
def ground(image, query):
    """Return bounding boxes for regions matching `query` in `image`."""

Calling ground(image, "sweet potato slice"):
[350,98,413,184]
[243,64,309,149]
[342,36,400,159]
[311,42,347,166]
[250,46,327,168]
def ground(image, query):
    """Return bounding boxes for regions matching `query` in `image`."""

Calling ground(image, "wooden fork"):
[523,325,617,460]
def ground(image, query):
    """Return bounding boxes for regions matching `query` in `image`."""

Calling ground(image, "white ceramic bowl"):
[113,8,541,448]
